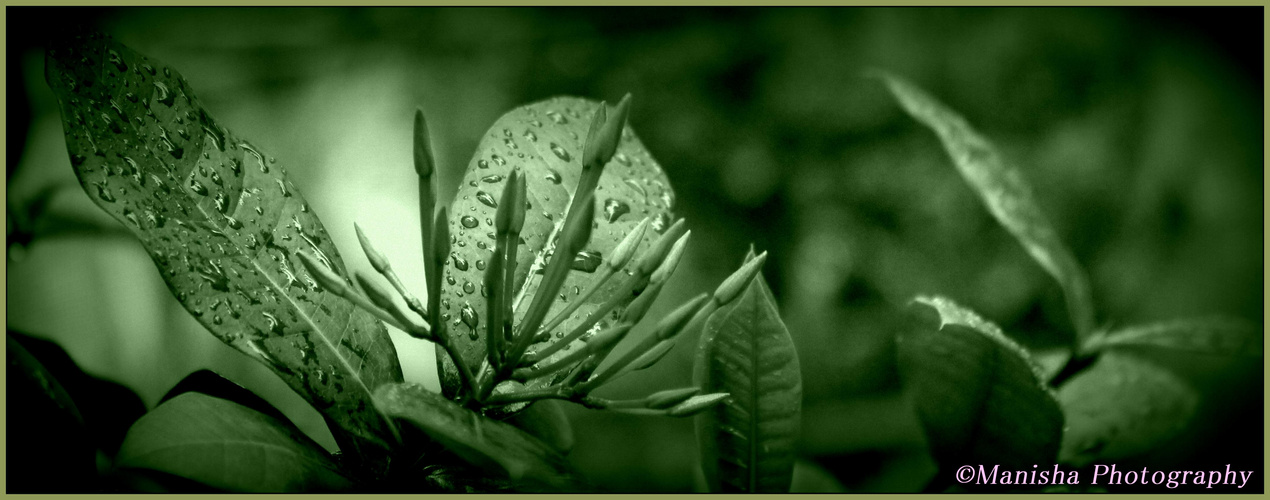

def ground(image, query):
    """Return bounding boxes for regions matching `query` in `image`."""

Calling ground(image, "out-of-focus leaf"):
[437,97,674,400]
[897,296,1063,470]
[1085,317,1261,357]
[693,251,801,493]
[877,72,1096,342]
[44,32,402,461]
[1057,352,1199,467]
[7,335,96,493]
[373,382,574,487]
[500,400,575,454]
[116,393,353,493]
[160,369,288,423]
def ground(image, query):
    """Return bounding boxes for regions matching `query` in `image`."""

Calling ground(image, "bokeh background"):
[7,7,1262,492]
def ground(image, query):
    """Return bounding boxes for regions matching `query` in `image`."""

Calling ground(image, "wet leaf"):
[372,383,574,486]
[116,393,353,493]
[1057,352,1199,467]
[437,97,674,400]
[1085,317,1261,357]
[693,252,801,493]
[44,32,402,461]
[878,72,1096,342]
[898,296,1063,470]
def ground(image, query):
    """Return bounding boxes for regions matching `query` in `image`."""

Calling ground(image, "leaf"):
[160,369,289,423]
[7,335,97,493]
[43,32,402,461]
[1085,317,1261,357]
[897,296,1063,470]
[372,382,574,487]
[1056,352,1199,467]
[692,252,801,493]
[877,72,1096,341]
[500,400,575,454]
[116,393,353,493]
[436,97,675,399]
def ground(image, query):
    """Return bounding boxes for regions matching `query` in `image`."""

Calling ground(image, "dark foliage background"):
[7,7,1262,492]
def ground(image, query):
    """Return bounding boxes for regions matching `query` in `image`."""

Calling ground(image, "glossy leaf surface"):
[116,393,353,493]
[44,32,402,459]
[693,253,801,493]
[897,296,1063,470]
[878,72,1096,341]
[436,97,674,398]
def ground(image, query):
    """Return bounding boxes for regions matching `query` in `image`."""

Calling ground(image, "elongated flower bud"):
[561,194,596,254]
[645,387,701,410]
[580,104,608,170]
[494,170,520,236]
[413,108,435,177]
[667,393,730,417]
[653,293,709,341]
[355,272,396,313]
[297,251,347,295]
[621,280,664,324]
[712,251,767,307]
[583,94,631,169]
[650,230,690,284]
[606,217,649,272]
[629,339,675,371]
[509,168,527,234]
[354,223,389,273]
[635,218,687,277]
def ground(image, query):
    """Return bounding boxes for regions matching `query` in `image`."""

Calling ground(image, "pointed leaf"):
[693,262,801,493]
[44,32,402,460]
[372,382,574,486]
[116,393,353,493]
[1085,317,1261,357]
[1057,352,1199,467]
[878,72,1096,341]
[898,296,1063,470]
[436,97,675,400]
[160,369,288,423]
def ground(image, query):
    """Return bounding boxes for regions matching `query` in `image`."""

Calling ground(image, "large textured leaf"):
[44,32,402,461]
[693,252,801,493]
[436,97,674,398]
[1056,352,1199,467]
[878,72,1096,341]
[372,382,574,487]
[1085,318,1261,357]
[116,393,352,492]
[897,296,1063,470]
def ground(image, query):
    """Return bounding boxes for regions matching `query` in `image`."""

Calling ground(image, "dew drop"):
[651,212,671,234]
[546,110,567,124]
[462,281,475,294]
[572,250,603,273]
[523,130,538,142]
[188,179,209,196]
[452,255,469,271]
[503,138,518,150]
[478,159,489,169]
[602,198,630,223]
[481,174,504,183]
[475,259,486,271]
[476,191,498,208]
[460,215,479,229]
[549,143,571,162]
[491,154,506,166]
[545,169,562,185]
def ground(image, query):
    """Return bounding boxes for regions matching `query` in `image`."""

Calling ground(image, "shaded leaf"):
[160,369,288,423]
[1085,317,1261,357]
[44,32,402,461]
[877,72,1096,341]
[7,335,96,493]
[437,97,674,400]
[116,393,353,493]
[500,400,575,454]
[693,253,801,493]
[898,296,1063,470]
[1057,352,1199,467]
[373,382,574,487]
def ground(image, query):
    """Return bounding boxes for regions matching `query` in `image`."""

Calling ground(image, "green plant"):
[873,72,1260,492]
[42,31,802,493]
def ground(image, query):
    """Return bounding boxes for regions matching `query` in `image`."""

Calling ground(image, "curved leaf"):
[1057,352,1199,467]
[372,382,574,487]
[898,296,1063,470]
[693,252,801,493]
[1085,317,1261,357]
[116,393,353,493]
[44,32,402,460]
[877,72,1096,342]
[436,97,674,398]
[501,400,575,454]
[160,369,288,423]
[7,335,96,493]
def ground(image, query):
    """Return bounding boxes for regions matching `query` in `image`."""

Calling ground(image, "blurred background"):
[7,7,1262,492]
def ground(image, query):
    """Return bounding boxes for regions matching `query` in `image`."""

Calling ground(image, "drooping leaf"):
[500,400,575,454]
[160,369,289,423]
[436,97,674,399]
[1056,352,1199,467]
[372,382,575,487]
[693,252,801,493]
[1084,317,1261,357]
[897,296,1063,470]
[7,335,96,493]
[116,393,353,493]
[43,32,402,462]
[877,72,1097,342]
